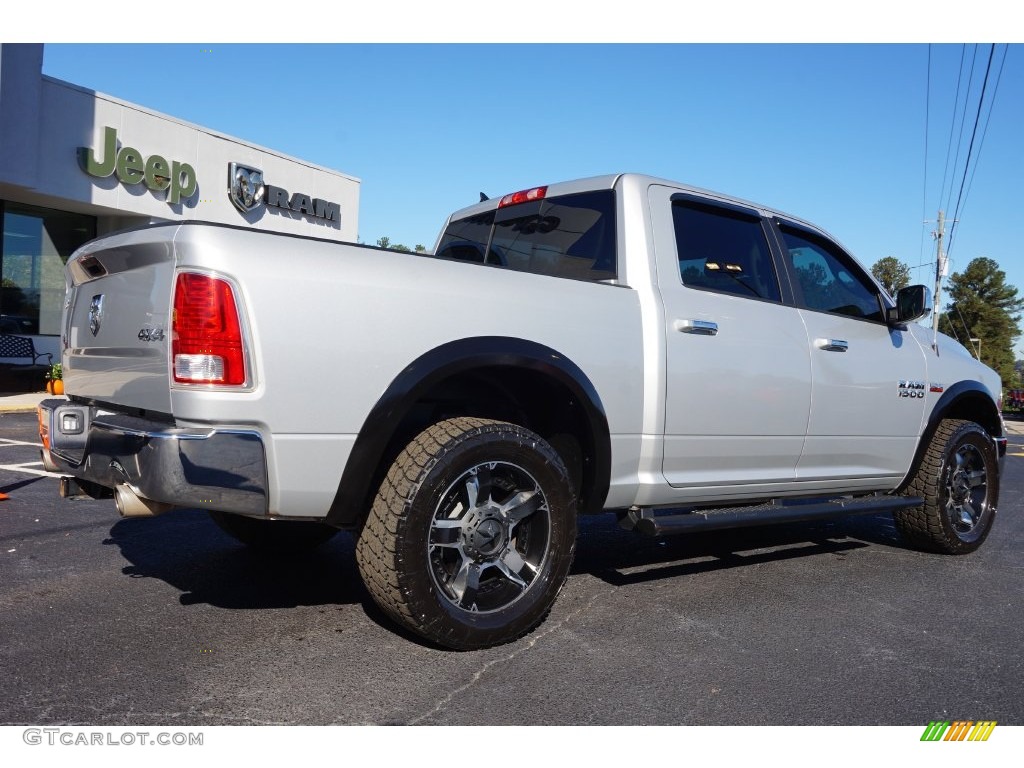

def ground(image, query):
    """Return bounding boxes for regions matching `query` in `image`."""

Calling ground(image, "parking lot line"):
[0,438,42,448]
[0,461,66,478]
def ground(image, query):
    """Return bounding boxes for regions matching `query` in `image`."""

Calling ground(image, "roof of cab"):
[444,172,833,242]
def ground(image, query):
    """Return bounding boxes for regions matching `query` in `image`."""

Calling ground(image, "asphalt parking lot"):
[1,409,1022,726]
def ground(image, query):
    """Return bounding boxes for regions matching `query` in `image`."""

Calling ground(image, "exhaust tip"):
[114,484,174,517]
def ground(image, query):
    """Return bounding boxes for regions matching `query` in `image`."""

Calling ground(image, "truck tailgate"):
[63,226,179,415]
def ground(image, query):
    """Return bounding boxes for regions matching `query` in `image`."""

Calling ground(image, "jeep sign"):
[78,126,197,205]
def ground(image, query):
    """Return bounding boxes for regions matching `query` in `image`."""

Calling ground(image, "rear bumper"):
[38,399,268,515]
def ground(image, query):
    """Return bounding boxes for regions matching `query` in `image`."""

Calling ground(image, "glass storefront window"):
[1,203,95,335]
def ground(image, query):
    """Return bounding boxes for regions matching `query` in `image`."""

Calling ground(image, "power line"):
[948,44,1009,257]
[944,44,982,215]
[946,44,998,258]
[918,45,931,280]
[954,303,980,358]
[938,45,968,214]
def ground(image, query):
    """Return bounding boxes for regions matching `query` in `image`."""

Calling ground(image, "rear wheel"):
[895,419,998,554]
[209,511,338,552]
[356,417,577,650]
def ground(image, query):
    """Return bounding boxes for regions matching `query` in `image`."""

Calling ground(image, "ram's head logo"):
[228,162,265,213]
[88,294,104,336]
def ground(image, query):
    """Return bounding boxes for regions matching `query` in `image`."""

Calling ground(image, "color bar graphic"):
[967,721,997,741]
[920,720,996,742]
[921,721,950,741]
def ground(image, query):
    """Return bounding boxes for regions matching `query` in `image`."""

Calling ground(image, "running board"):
[623,495,925,537]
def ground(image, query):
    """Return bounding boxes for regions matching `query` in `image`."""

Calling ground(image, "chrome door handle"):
[676,319,718,336]
[815,338,848,352]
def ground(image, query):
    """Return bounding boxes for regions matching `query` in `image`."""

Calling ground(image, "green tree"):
[870,256,911,296]
[794,261,843,311]
[938,257,1024,384]
[376,237,426,253]
[0,277,28,316]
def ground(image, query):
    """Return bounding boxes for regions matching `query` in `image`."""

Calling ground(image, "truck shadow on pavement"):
[103,510,366,610]
[0,476,47,495]
[574,511,904,586]
[102,507,908,619]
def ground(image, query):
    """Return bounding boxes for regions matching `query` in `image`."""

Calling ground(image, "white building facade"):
[0,44,360,363]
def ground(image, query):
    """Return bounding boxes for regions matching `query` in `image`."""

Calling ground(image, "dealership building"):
[0,43,360,365]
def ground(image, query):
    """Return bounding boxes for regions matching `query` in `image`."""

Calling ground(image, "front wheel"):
[895,419,999,554]
[356,417,577,650]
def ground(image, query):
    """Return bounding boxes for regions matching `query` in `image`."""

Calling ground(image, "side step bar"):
[622,495,925,537]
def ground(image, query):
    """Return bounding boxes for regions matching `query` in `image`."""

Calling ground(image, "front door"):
[775,220,928,486]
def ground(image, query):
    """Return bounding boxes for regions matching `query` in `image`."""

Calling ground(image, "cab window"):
[672,202,781,302]
[779,224,884,323]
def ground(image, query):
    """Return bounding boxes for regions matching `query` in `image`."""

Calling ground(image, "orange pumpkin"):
[53,380,65,396]
[46,381,54,395]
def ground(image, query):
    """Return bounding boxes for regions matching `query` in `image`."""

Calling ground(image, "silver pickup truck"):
[38,173,1007,649]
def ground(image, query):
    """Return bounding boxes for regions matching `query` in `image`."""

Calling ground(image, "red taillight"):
[497,185,547,208]
[172,272,247,386]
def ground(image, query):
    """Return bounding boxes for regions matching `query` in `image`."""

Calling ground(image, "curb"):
[0,392,55,414]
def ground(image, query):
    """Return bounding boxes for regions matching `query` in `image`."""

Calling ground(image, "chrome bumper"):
[38,399,268,516]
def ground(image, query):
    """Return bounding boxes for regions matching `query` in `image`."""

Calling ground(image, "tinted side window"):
[780,226,883,322]
[435,190,617,282]
[434,211,505,266]
[672,202,781,302]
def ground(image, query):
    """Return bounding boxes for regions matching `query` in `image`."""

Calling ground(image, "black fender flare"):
[325,336,611,528]
[898,380,1003,492]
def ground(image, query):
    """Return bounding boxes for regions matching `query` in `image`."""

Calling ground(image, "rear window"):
[435,190,617,282]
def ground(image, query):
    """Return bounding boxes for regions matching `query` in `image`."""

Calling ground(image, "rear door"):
[773,219,928,485]
[650,186,812,490]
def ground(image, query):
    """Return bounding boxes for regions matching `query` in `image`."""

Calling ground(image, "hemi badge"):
[930,385,944,393]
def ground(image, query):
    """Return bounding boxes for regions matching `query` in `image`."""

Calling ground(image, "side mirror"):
[888,284,932,324]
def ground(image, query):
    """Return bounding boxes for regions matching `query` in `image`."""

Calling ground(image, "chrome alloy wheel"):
[944,442,990,540]
[428,461,551,613]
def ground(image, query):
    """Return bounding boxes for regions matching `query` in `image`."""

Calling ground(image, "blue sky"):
[41,43,1024,352]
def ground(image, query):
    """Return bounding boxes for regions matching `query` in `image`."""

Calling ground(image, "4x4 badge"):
[138,327,165,342]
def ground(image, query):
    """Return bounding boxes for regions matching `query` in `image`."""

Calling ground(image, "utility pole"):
[932,209,947,341]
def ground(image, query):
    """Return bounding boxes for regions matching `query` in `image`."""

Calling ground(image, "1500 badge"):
[898,380,926,398]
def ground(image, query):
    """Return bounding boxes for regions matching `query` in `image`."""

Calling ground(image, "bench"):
[0,334,53,369]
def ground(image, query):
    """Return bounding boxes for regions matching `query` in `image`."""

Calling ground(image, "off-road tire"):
[895,419,998,554]
[209,511,338,552]
[355,417,577,650]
